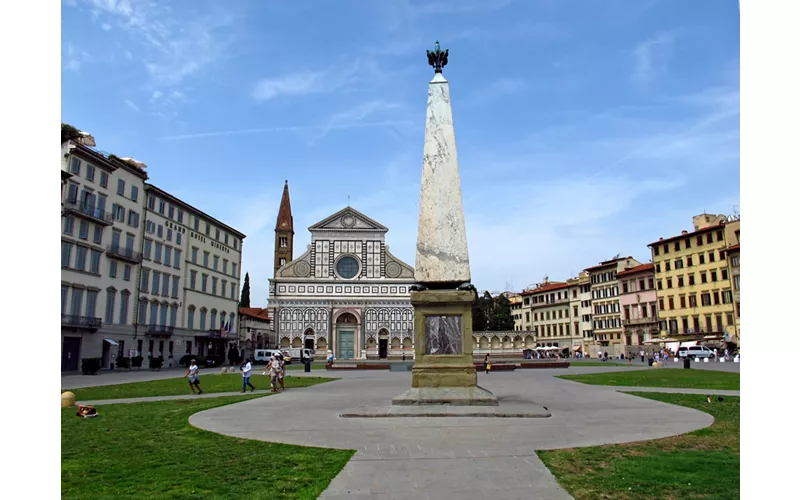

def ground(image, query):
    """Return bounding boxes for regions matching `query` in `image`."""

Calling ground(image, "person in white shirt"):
[184,359,203,394]
[241,358,255,393]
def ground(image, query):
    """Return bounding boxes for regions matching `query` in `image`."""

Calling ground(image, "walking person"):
[241,358,255,393]
[264,355,280,392]
[277,353,286,392]
[484,353,491,374]
[184,359,203,394]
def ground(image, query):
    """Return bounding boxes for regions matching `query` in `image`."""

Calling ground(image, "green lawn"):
[538,393,739,499]
[62,393,354,499]
[557,369,739,390]
[67,374,337,401]
[572,361,636,367]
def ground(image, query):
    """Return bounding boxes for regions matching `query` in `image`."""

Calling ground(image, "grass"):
[66,374,337,401]
[572,361,636,367]
[557,369,739,390]
[538,392,739,500]
[62,392,354,499]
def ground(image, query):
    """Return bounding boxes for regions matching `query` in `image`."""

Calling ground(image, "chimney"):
[681,230,688,235]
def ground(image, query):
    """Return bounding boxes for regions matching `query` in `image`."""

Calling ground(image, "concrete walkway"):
[188,370,720,500]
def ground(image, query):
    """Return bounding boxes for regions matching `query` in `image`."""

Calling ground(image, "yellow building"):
[648,214,740,344]
[509,293,527,331]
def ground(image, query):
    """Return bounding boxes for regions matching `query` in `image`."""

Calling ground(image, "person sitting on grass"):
[184,359,203,394]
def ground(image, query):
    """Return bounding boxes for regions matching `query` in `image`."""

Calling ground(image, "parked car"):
[678,346,715,359]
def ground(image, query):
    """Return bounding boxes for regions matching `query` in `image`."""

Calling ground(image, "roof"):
[276,181,293,232]
[617,263,655,277]
[308,206,389,233]
[647,222,725,247]
[239,307,270,321]
[727,244,740,252]
[584,257,632,272]
[519,282,569,296]
[145,184,247,239]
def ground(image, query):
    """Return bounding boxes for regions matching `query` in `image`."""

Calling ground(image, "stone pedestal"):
[391,290,498,406]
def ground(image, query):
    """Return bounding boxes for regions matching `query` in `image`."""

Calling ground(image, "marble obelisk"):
[393,41,497,406]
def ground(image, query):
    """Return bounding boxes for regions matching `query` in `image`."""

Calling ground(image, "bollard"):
[674,357,679,362]
[703,358,709,363]
[61,391,76,408]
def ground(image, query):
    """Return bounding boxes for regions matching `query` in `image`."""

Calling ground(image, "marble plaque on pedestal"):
[424,315,462,355]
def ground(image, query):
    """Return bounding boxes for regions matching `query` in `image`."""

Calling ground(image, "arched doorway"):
[317,337,328,351]
[292,337,302,348]
[479,337,489,349]
[304,328,315,350]
[378,329,389,359]
[335,312,358,359]
[280,337,290,348]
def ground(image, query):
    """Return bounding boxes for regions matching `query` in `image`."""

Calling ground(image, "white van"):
[678,346,716,359]
[254,349,284,363]
[282,347,315,363]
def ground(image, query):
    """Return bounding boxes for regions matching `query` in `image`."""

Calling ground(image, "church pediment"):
[277,249,313,278]
[385,247,415,279]
[308,207,388,233]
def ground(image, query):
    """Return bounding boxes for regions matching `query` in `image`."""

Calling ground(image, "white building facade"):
[268,200,416,360]
[60,130,246,371]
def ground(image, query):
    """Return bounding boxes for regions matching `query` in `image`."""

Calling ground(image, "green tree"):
[471,289,488,332]
[239,273,251,308]
[488,293,515,331]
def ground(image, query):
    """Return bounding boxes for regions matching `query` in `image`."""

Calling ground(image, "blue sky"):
[61,0,740,303]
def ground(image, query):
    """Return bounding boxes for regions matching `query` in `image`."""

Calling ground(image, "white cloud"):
[632,32,675,85]
[73,0,237,92]
[252,59,380,102]
[124,100,140,112]
[101,23,112,31]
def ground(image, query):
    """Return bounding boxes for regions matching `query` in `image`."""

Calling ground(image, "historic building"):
[571,271,594,353]
[585,256,642,357]
[238,307,274,358]
[61,126,246,371]
[648,214,740,345]
[267,184,417,359]
[618,263,659,351]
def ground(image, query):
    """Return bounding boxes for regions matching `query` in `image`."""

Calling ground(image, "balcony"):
[107,245,143,263]
[146,325,174,337]
[63,200,114,226]
[62,314,102,330]
[623,317,658,326]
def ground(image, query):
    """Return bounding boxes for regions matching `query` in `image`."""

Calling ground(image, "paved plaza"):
[184,367,729,500]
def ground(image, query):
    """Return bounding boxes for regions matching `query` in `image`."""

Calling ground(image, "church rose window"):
[336,256,360,279]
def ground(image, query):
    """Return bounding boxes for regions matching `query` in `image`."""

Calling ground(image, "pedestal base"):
[391,386,499,406]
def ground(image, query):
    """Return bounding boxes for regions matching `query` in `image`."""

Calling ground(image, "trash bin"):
[304,360,311,373]
[683,358,691,369]
[647,358,654,367]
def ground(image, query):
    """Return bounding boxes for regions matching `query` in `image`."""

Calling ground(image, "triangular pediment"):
[308,207,388,233]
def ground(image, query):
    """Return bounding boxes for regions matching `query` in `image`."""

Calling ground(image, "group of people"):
[183,353,287,395]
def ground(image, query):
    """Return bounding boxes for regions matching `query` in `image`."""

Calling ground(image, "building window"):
[89,249,101,274]
[155,242,163,263]
[140,269,150,292]
[203,251,209,267]
[674,241,680,251]
[689,294,697,307]
[176,232,182,246]
[119,291,130,324]
[688,273,695,286]
[713,291,720,305]
[663,244,669,254]
[178,209,184,224]
[279,258,286,266]
[677,276,684,287]
[164,246,172,266]
[117,178,125,196]
[74,246,88,271]
[188,307,195,330]
[167,228,172,242]
[667,278,672,289]
[668,297,674,310]
[710,271,718,282]
[679,296,686,309]
[201,274,208,293]
[105,289,116,324]
[733,275,740,290]
[210,310,217,330]
[168,205,174,219]
[696,235,703,246]
[279,236,288,248]
[143,239,152,260]
[79,220,89,240]
[701,293,711,306]
[232,263,238,277]
[716,230,724,242]
[190,270,197,290]
[213,255,219,270]
[100,171,108,187]
[174,249,182,269]
[109,260,117,278]
[700,272,707,284]
[222,280,227,297]
[653,246,660,256]
[212,277,218,296]
[191,247,198,264]
[709,252,716,263]
[731,255,739,267]
[722,290,733,304]
[93,226,103,245]
[70,157,81,174]
[687,256,693,267]
[726,313,734,325]
[675,258,684,269]
[131,186,138,202]
[161,274,170,296]
[158,200,165,215]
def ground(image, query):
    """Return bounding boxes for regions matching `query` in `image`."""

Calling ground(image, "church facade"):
[267,183,416,359]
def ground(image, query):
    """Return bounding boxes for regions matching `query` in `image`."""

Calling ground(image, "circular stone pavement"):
[190,369,715,500]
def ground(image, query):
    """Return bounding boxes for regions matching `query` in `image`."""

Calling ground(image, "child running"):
[184,359,203,394]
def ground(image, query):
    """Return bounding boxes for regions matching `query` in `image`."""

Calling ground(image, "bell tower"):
[274,180,294,277]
